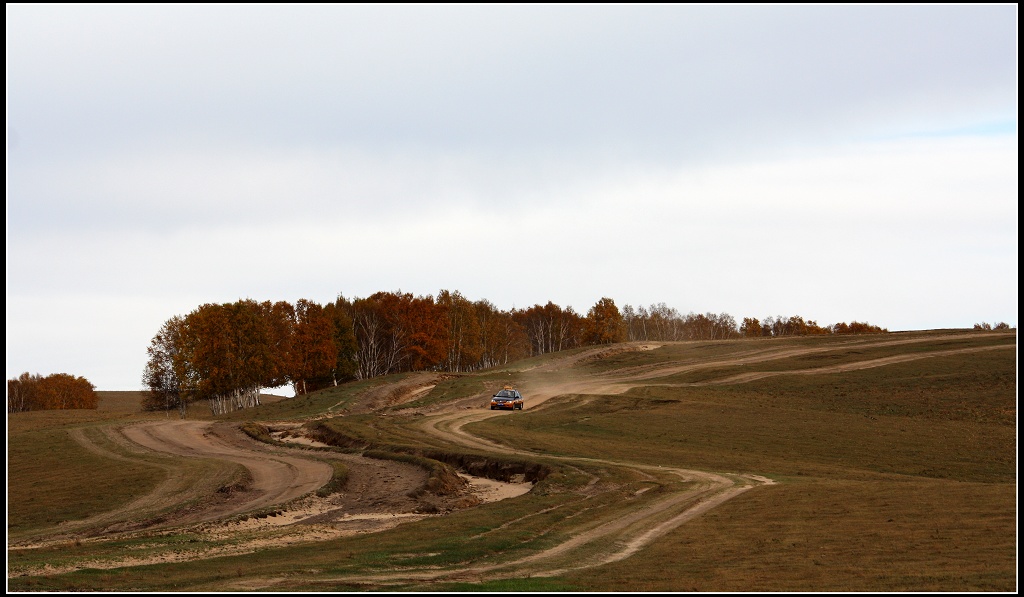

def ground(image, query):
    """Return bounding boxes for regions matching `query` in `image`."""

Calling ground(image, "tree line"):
[142,290,888,417]
[973,322,1012,331]
[7,372,98,412]
[621,305,887,341]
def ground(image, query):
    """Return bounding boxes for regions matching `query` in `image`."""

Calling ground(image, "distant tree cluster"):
[740,315,887,337]
[622,304,738,341]
[621,307,887,341]
[142,292,631,417]
[145,290,891,416]
[7,372,98,413]
[142,298,357,417]
[973,322,1012,331]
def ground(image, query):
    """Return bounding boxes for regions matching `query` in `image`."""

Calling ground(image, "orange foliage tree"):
[740,317,763,338]
[7,372,97,412]
[437,289,482,372]
[832,321,888,334]
[289,299,339,395]
[402,293,449,372]
[585,297,625,345]
[476,299,531,367]
[517,302,584,355]
[144,299,298,416]
[142,315,189,416]
[348,292,411,379]
[323,296,359,385]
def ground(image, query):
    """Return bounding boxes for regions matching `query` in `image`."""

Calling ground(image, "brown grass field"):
[6,329,1017,592]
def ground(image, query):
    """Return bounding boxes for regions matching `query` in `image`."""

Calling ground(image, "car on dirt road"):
[490,386,524,410]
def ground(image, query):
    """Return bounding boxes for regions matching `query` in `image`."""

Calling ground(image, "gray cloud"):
[9,5,1015,158]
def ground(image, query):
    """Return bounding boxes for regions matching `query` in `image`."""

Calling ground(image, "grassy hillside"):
[469,335,1016,591]
[6,329,1016,592]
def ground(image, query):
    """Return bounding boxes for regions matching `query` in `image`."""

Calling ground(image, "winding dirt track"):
[121,420,334,517]
[13,333,1013,586]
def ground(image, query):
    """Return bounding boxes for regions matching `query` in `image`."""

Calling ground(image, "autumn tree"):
[37,373,98,409]
[7,372,41,413]
[518,304,554,356]
[714,313,739,339]
[621,304,642,341]
[142,315,190,417]
[517,302,585,355]
[678,312,736,340]
[402,293,449,372]
[8,372,97,411]
[437,290,482,372]
[804,319,830,335]
[742,316,888,336]
[349,295,386,379]
[474,298,502,367]
[289,299,339,395]
[844,321,888,334]
[170,300,291,415]
[740,317,762,338]
[349,291,414,378]
[263,300,297,388]
[144,299,316,414]
[586,297,625,345]
[224,299,285,408]
[649,303,680,341]
[621,303,690,341]
[555,305,586,351]
[324,296,358,384]
[762,315,800,337]
[475,299,530,367]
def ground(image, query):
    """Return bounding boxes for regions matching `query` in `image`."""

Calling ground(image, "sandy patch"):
[464,474,533,503]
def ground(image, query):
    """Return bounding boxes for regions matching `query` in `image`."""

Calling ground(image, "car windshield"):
[495,390,514,398]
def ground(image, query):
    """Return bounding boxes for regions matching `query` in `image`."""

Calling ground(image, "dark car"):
[490,386,524,410]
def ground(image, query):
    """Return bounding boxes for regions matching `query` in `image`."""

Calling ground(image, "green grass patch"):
[579,339,774,374]
[565,476,1016,592]
[666,348,1017,424]
[315,461,350,497]
[7,425,166,535]
[401,374,493,409]
[651,335,1015,384]
[212,377,393,422]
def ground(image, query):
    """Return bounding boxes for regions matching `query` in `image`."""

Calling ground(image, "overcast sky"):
[7,5,1018,391]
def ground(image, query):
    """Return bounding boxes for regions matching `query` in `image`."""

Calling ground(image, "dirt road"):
[122,420,333,514]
